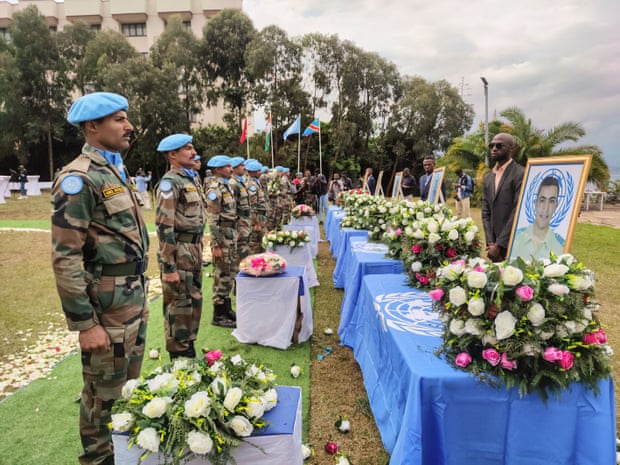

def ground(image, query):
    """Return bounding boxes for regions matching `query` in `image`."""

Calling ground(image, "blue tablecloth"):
[327,211,347,255]
[332,229,370,287]
[352,274,616,465]
[338,237,404,347]
[325,205,343,236]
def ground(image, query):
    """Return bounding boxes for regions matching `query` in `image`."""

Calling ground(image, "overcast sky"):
[245,0,620,170]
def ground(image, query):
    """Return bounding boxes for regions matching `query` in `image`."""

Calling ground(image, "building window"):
[183,20,191,31]
[49,26,57,33]
[0,28,10,41]
[90,24,102,32]
[121,23,146,37]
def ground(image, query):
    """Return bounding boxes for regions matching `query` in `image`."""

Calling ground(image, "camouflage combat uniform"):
[280,174,295,224]
[205,176,237,306]
[265,172,281,231]
[229,174,251,262]
[156,167,206,358]
[247,174,268,254]
[51,144,149,465]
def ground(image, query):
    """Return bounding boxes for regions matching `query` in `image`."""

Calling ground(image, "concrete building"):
[0,0,248,128]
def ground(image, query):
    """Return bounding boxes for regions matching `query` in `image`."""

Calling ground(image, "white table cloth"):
[268,243,319,288]
[232,266,313,349]
[113,386,303,465]
[287,216,320,256]
[0,176,8,204]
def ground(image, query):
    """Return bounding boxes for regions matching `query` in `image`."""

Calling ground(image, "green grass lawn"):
[1,194,620,465]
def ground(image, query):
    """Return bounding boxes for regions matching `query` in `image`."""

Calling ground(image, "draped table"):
[114,385,303,465]
[350,273,616,465]
[332,229,369,288]
[337,237,404,347]
[232,266,312,349]
[287,216,320,257]
[269,243,319,288]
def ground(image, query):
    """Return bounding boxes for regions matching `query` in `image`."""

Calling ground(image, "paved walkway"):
[578,204,620,229]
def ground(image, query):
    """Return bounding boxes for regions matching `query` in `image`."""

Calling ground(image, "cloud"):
[245,0,620,169]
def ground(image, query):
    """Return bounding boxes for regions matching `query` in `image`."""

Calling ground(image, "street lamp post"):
[480,77,489,167]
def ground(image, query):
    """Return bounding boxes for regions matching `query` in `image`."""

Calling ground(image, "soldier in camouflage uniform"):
[51,93,149,465]
[246,160,268,253]
[279,167,295,224]
[229,157,251,264]
[205,155,237,328]
[265,167,282,231]
[155,134,206,359]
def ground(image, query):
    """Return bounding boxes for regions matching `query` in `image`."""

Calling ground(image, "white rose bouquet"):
[339,190,390,238]
[262,229,311,251]
[381,203,481,289]
[431,254,611,399]
[112,350,278,464]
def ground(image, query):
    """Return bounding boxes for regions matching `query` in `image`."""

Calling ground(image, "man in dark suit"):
[481,133,525,261]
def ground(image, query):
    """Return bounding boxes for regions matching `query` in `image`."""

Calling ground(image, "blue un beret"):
[207,155,232,168]
[282,167,290,173]
[157,134,193,152]
[67,92,129,125]
[245,160,262,172]
[275,166,284,172]
[230,156,245,168]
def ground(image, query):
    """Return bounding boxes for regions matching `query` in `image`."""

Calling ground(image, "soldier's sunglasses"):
[488,142,509,149]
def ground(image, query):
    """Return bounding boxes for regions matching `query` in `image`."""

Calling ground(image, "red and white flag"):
[239,116,248,144]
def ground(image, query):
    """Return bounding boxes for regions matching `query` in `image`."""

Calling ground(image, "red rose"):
[446,248,457,258]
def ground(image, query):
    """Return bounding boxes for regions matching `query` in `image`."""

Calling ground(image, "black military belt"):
[88,258,148,276]
[219,220,237,228]
[176,232,203,244]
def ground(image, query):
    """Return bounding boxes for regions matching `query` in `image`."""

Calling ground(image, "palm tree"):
[501,106,609,188]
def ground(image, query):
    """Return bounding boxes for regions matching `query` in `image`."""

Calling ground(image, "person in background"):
[401,167,417,199]
[341,172,353,191]
[51,92,149,465]
[155,134,206,359]
[135,167,152,209]
[204,155,237,328]
[454,168,474,218]
[246,160,269,254]
[313,168,328,223]
[10,164,28,199]
[328,172,344,203]
[419,156,436,201]
[229,156,251,266]
[482,132,525,262]
[364,167,376,194]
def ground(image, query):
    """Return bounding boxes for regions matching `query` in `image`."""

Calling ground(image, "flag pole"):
[245,113,250,159]
[270,112,275,168]
[318,122,322,175]
[297,114,301,174]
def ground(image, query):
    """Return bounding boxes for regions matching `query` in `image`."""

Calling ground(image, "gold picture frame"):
[507,155,592,261]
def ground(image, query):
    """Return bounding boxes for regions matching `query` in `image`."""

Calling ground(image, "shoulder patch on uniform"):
[207,191,218,201]
[184,185,197,192]
[60,175,84,195]
[159,179,173,193]
[249,185,257,192]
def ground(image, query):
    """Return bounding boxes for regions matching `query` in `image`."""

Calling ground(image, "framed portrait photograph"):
[392,171,403,200]
[507,154,593,262]
[375,170,385,196]
[427,167,446,204]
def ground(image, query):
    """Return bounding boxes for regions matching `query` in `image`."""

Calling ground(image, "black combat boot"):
[223,297,236,322]
[169,340,196,359]
[212,302,235,328]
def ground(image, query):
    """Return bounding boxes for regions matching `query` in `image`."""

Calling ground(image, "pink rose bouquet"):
[434,253,611,399]
[239,252,287,277]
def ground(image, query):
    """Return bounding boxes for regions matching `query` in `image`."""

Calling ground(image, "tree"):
[55,21,97,95]
[246,25,310,164]
[0,5,69,178]
[199,9,256,130]
[501,106,608,188]
[151,15,203,128]
[81,29,139,90]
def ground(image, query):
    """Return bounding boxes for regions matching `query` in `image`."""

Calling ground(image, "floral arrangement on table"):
[381,200,454,259]
[431,253,612,399]
[239,252,287,276]
[291,204,316,218]
[339,193,392,239]
[385,210,481,289]
[335,188,368,207]
[111,350,278,465]
[262,229,311,251]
